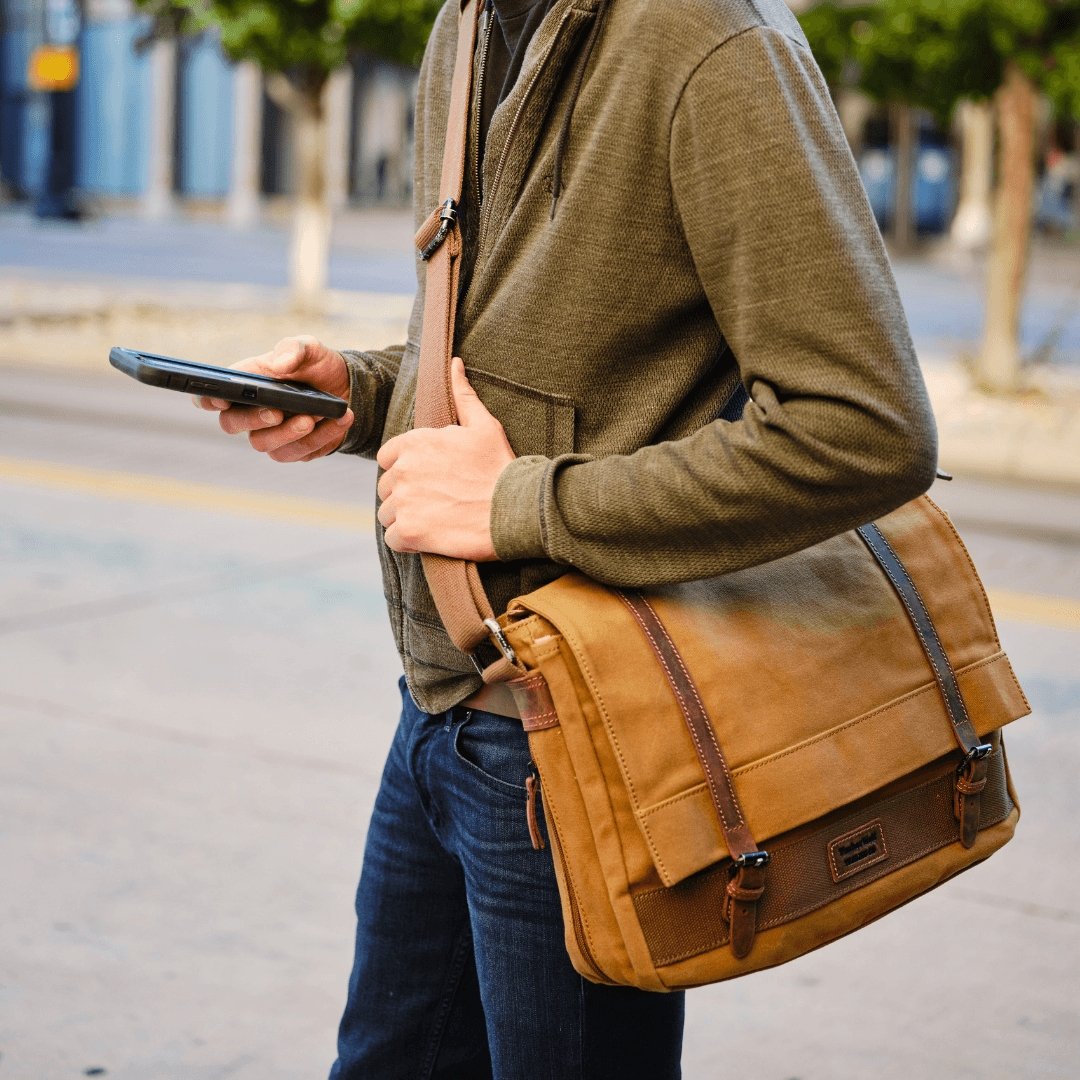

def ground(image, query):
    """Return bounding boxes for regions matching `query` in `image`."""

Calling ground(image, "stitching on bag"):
[641,596,745,831]
[866,526,972,735]
[552,614,667,879]
[525,712,560,728]
[618,594,724,832]
[922,496,1001,648]
[543,755,610,974]
[758,832,961,931]
[616,593,740,835]
[732,652,1011,779]
[873,527,969,717]
[639,783,709,819]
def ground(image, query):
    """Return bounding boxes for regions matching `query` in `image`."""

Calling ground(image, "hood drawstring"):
[550,0,611,218]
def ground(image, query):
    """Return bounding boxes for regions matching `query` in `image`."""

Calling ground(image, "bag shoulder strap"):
[412,0,519,683]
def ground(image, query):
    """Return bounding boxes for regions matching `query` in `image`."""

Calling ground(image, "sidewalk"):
[3,209,1080,490]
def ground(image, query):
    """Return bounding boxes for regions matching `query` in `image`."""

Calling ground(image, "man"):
[196,0,938,1074]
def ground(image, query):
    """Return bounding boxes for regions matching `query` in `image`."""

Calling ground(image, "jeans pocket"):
[452,709,530,799]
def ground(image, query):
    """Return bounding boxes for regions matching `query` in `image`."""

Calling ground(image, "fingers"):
[190,336,324,415]
[376,495,396,529]
[218,406,285,435]
[376,432,405,472]
[257,411,354,462]
[449,357,493,429]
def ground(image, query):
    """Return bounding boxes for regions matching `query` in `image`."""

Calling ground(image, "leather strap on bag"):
[616,590,769,959]
[856,523,992,847]
[412,0,520,683]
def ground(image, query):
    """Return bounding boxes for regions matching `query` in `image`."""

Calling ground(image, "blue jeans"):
[329,678,685,1079]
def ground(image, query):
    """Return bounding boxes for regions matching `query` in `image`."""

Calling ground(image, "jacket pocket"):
[467,367,576,458]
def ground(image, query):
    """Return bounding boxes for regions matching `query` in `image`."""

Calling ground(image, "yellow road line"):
[0,455,373,531]
[986,589,1080,632]
[3,455,1079,630]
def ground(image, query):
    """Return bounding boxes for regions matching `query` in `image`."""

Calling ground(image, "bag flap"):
[508,497,1030,888]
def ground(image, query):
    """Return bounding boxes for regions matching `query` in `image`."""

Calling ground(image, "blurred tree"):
[800,0,1080,393]
[136,0,441,312]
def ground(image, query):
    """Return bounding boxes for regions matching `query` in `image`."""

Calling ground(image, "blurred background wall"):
[1,0,1076,235]
[0,0,418,215]
[0,0,1071,234]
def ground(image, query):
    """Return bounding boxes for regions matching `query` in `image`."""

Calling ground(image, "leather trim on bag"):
[856,523,982,757]
[631,749,1012,969]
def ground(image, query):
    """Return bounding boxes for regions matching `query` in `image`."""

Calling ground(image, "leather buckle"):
[959,743,993,772]
[734,850,771,869]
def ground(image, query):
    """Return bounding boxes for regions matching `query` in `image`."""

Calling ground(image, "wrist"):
[328,351,351,399]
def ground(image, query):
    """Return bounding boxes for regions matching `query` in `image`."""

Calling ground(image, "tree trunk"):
[890,101,916,251]
[287,79,330,315]
[951,99,994,252]
[143,38,176,220]
[324,65,354,212]
[976,62,1039,394]
[227,62,263,229]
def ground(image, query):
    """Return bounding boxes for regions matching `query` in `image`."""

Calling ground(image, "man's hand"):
[192,335,354,462]
[376,357,515,561]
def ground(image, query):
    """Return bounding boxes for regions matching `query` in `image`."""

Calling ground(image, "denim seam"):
[419,921,478,1080]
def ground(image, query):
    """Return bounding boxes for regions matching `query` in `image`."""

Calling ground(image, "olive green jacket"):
[339,0,938,713]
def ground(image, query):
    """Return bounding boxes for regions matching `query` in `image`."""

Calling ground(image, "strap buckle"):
[960,743,993,771]
[469,617,518,675]
[734,850,771,869]
[419,199,459,261]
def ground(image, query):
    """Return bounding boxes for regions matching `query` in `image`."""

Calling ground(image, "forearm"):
[491,386,935,587]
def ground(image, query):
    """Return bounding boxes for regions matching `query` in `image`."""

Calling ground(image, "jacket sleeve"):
[335,289,423,458]
[488,24,938,586]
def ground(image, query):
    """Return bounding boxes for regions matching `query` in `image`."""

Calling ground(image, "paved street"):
[0,209,418,296]
[0,207,1078,365]
[2,363,1079,1079]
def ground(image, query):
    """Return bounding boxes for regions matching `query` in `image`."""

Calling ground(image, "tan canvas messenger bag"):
[411,0,1031,991]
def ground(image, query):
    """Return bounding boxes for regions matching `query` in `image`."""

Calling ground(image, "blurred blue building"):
[0,0,417,212]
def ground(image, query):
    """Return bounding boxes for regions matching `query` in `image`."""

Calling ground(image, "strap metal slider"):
[734,850,771,869]
[469,617,518,675]
[420,199,459,261]
[483,617,517,666]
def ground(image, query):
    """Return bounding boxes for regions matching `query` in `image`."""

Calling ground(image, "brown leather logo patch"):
[828,819,889,882]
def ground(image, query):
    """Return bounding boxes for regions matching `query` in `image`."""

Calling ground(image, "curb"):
[922,360,1080,490]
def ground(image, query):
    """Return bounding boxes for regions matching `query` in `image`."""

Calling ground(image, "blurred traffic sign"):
[28,45,80,93]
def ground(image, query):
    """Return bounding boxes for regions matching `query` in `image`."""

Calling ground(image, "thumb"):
[450,357,493,428]
[240,335,318,379]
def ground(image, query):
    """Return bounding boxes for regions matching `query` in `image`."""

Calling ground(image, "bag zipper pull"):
[525,769,546,851]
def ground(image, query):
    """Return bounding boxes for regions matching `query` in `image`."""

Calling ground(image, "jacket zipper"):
[476,10,573,260]
[472,1,493,207]
[542,783,614,984]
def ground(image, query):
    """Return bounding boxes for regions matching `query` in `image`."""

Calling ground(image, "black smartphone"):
[108,346,348,420]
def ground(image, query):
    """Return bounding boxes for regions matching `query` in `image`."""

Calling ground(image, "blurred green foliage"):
[134,0,443,82]
[799,0,1080,120]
